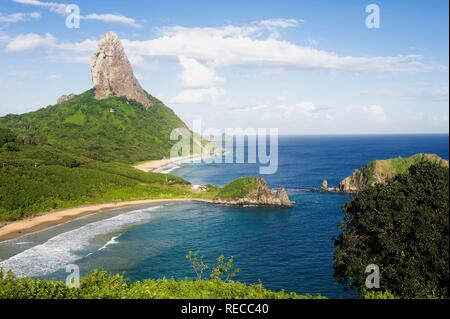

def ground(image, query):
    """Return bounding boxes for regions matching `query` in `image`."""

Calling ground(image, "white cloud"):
[170,88,224,104]
[364,104,387,122]
[56,39,97,52]
[177,56,224,89]
[10,19,435,74]
[13,0,67,15]
[13,0,141,27]
[83,13,141,28]
[5,33,55,52]
[0,11,41,23]
[259,18,301,39]
[118,20,433,73]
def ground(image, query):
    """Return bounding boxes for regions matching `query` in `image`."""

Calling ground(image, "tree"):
[334,162,449,298]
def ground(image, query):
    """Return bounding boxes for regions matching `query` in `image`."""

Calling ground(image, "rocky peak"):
[90,32,151,108]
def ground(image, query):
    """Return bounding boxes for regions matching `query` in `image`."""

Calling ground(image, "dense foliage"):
[0,139,216,222]
[0,90,190,163]
[215,177,258,200]
[0,269,319,299]
[334,162,449,298]
[360,153,448,185]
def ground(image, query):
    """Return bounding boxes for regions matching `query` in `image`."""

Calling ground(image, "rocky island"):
[214,177,294,207]
[321,153,449,193]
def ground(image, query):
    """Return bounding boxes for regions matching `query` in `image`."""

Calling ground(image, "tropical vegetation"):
[334,162,449,298]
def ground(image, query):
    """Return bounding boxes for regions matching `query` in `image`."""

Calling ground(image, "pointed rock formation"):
[91,32,151,108]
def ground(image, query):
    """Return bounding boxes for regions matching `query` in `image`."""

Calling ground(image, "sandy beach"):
[133,155,199,172]
[0,198,212,242]
[0,154,219,242]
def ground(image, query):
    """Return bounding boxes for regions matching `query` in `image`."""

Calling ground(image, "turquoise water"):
[0,135,448,298]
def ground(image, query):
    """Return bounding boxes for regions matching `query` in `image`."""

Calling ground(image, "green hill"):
[339,153,449,192]
[215,177,294,207]
[0,127,219,222]
[0,90,191,163]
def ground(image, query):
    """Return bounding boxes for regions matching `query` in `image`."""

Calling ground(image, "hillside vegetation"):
[0,90,189,163]
[216,177,258,200]
[0,128,217,222]
[339,153,449,192]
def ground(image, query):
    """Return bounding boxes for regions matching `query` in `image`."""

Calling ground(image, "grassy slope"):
[0,91,220,222]
[0,90,189,163]
[0,270,320,299]
[362,153,449,185]
[215,177,258,200]
[0,138,217,222]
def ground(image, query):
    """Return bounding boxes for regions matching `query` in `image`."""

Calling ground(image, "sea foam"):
[0,206,160,278]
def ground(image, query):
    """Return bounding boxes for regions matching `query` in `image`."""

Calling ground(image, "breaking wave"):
[0,206,161,278]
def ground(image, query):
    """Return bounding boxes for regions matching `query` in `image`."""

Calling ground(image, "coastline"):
[0,154,217,243]
[133,155,202,173]
[0,198,212,242]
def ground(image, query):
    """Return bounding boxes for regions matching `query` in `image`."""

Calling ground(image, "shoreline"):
[133,148,225,173]
[133,154,202,173]
[0,198,211,242]
[0,151,223,243]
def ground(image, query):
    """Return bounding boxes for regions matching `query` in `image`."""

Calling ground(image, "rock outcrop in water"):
[214,177,294,208]
[91,32,151,108]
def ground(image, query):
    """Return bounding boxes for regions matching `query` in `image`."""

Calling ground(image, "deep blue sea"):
[0,135,448,298]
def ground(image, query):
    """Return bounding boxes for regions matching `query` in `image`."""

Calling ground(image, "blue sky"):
[0,0,448,134]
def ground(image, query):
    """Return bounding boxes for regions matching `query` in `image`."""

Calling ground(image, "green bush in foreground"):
[334,162,449,299]
[0,269,319,299]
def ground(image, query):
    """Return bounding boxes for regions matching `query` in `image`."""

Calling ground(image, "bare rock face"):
[91,32,151,108]
[57,94,75,104]
[339,169,366,192]
[274,188,293,207]
[321,179,328,191]
[214,177,294,208]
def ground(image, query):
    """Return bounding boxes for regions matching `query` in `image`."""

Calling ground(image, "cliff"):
[339,153,449,192]
[91,32,151,108]
[214,177,294,207]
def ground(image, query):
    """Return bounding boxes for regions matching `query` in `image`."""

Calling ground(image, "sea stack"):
[90,32,151,108]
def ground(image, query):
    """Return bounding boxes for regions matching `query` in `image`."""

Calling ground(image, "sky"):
[0,0,448,134]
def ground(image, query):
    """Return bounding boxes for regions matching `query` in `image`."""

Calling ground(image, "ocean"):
[0,135,448,298]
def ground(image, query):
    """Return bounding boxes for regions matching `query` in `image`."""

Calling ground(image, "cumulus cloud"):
[13,0,141,27]
[118,20,432,73]
[7,19,435,74]
[5,33,55,52]
[0,11,41,23]
[364,104,387,122]
[177,56,224,89]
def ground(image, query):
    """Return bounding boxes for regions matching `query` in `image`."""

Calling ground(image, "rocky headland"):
[214,177,294,208]
[319,153,449,193]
